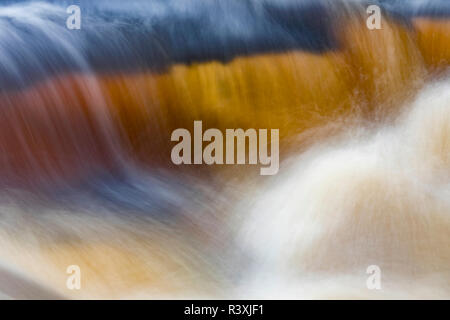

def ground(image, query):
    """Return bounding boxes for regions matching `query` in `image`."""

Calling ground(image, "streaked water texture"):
[0,0,448,299]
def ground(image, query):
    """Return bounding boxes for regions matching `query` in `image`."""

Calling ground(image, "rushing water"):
[0,0,448,298]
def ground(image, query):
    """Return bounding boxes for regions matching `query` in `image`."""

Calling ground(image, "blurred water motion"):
[0,0,448,299]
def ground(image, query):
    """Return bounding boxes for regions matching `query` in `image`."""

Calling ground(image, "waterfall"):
[0,0,447,299]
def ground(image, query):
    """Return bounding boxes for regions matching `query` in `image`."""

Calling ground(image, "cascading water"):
[237,80,450,298]
[0,0,448,299]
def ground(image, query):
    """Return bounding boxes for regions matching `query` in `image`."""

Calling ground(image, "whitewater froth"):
[237,79,450,298]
